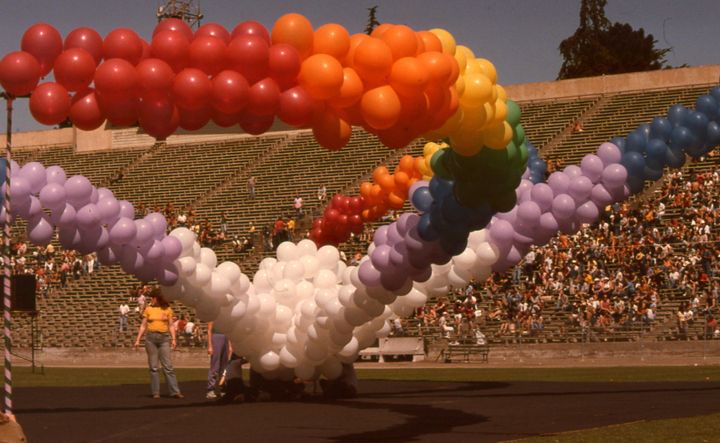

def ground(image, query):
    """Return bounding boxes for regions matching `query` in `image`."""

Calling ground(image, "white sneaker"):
[206,391,217,399]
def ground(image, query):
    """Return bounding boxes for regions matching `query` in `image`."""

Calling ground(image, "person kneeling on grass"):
[218,356,309,403]
[319,363,358,400]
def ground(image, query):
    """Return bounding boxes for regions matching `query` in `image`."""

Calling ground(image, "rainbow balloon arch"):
[1,14,720,382]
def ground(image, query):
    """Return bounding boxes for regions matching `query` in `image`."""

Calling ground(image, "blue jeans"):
[207,333,229,391]
[145,332,181,396]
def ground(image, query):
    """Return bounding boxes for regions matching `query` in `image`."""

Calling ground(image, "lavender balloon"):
[80,226,109,251]
[110,217,138,245]
[64,175,93,208]
[27,214,53,245]
[144,212,168,239]
[20,162,46,194]
[596,142,622,166]
[39,182,67,209]
[118,200,135,219]
[580,154,604,183]
[590,183,614,207]
[134,219,155,246]
[530,183,554,212]
[601,164,628,191]
[58,227,82,250]
[161,235,182,262]
[373,225,389,246]
[51,203,77,228]
[98,245,120,265]
[16,195,42,219]
[45,165,67,185]
[370,244,393,269]
[517,201,542,227]
[551,194,576,220]
[76,204,101,231]
[97,197,121,225]
[547,172,570,196]
[97,187,114,201]
[576,201,600,224]
[157,263,179,286]
[568,175,593,204]
[488,219,515,250]
[358,260,382,287]
[10,176,31,203]
[564,165,582,178]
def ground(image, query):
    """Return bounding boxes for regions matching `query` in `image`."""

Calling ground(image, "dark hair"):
[150,287,169,308]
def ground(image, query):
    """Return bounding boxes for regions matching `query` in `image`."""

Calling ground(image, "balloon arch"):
[1,13,720,381]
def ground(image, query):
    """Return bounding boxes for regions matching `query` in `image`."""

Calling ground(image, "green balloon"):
[512,124,525,147]
[506,100,522,127]
[490,190,517,213]
[430,148,453,180]
[505,141,518,164]
[518,142,529,166]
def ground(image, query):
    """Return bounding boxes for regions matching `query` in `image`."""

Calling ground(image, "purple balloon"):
[380,269,407,291]
[551,194,576,220]
[386,223,403,246]
[590,183,613,208]
[120,245,144,274]
[370,244,393,269]
[143,240,166,261]
[408,264,432,282]
[76,203,101,231]
[20,162,46,194]
[79,225,109,252]
[408,180,428,200]
[530,183,554,212]
[118,200,135,219]
[89,187,99,204]
[568,175,593,204]
[488,219,515,249]
[539,212,559,233]
[495,207,517,225]
[16,195,42,219]
[515,179,533,199]
[390,241,409,267]
[522,169,531,180]
[144,212,168,239]
[513,230,534,248]
[64,175,93,208]
[97,187,114,200]
[517,201,541,227]
[558,218,580,235]
[110,217,137,245]
[157,263,179,286]
[27,214,53,245]
[404,226,425,253]
[395,212,418,237]
[39,182,67,209]
[10,176,31,202]
[97,197,121,225]
[547,172,570,196]
[601,164,628,191]
[50,203,77,228]
[373,225,389,246]
[134,219,154,246]
[576,201,600,224]
[564,165,582,178]
[161,235,182,262]
[98,245,120,265]
[358,260,382,287]
[58,226,82,249]
[580,154,604,183]
[134,262,156,283]
[596,142,622,166]
[45,165,67,185]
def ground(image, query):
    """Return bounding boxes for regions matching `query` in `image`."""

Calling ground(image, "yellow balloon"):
[495,84,507,101]
[460,104,490,132]
[450,129,483,156]
[459,72,493,108]
[433,108,464,138]
[475,58,497,84]
[493,99,508,125]
[429,28,456,55]
[482,101,495,127]
[423,141,440,157]
[483,121,512,150]
[454,45,474,73]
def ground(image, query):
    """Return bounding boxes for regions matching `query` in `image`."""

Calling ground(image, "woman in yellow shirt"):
[134,288,184,399]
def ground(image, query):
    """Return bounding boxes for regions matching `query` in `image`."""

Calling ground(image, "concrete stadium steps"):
[519,96,601,148]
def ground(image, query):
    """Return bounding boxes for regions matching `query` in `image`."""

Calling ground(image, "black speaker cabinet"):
[0,275,37,312]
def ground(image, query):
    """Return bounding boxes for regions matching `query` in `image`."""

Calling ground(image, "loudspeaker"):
[0,275,36,312]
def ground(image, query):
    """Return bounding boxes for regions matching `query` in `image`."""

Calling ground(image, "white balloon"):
[192,242,201,260]
[467,229,487,249]
[276,241,299,262]
[283,260,305,281]
[269,261,286,286]
[320,357,343,380]
[314,269,337,289]
[475,241,500,266]
[216,261,242,284]
[177,256,197,275]
[317,245,340,269]
[295,280,315,300]
[258,295,277,316]
[405,288,427,308]
[259,257,277,271]
[338,286,355,307]
[297,239,318,257]
[375,321,392,338]
[207,272,231,300]
[300,255,320,279]
[231,274,251,296]
[279,346,299,368]
[253,270,272,292]
[453,248,477,270]
[200,247,218,268]
[191,263,212,286]
[271,332,287,347]
[170,228,195,253]
[294,363,316,380]
[448,267,472,288]
[259,351,280,371]
[230,300,247,320]
[274,305,293,328]
[273,279,297,306]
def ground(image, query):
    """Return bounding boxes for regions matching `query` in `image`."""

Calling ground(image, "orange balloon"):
[359,181,372,198]
[313,24,350,59]
[361,85,402,130]
[398,155,415,174]
[380,25,417,60]
[352,37,393,85]
[417,31,442,53]
[344,33,369,67]
[378,172,395,192]
[389,57,428,97]
[387,192,405,209]
[419,52,456,88]
[370,23,393,39]
[377,125,417,149]
[413,156,426,175]
[312,109,351,150]
[414,33,425,55]
[394,171,410,189]
[397,92,429,124]
[329,67,363,108]
[271,13,314,59]
[298,54,344,100]
[372,166,389,183]
[336,101,364,126]
[370,184,384,200]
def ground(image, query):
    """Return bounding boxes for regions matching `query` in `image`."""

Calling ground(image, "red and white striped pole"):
[4,95,13,415]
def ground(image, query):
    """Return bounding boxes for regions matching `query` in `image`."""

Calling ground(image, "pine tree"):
[365,6,380,35]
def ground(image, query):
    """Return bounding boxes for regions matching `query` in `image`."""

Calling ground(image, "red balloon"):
[69,88,105,131]
[140,39,151,61]
[97,92,139,126]
[211,70,249,114]
[195,23,231,44]
[247,77,280,116]
[136,58,175,92]
[239,113,274,135]
[94,58,138,95]
[21,23,62,76]
[268,43,301,88]
[172,68,211,110]
[0,51,41,96]
[64,27,104,65]
[178,106,211,131]
[153,18,194,41]
[189,36,227,76]
[231,21,270,44]
[103,28,143,65]
[53,48,96,92]
[277,86,314,127]
[151,30,190,73]
[210,107,241,127]
[138,91,179,140]
[227,35,269,85]
[29,82,70,125]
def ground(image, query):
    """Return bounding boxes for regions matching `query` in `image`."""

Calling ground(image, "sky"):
[0,0,718,132]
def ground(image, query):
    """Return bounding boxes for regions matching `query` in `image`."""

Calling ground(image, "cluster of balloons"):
[524,141,547,184]
[0,15,507,151]
[309,193,364,246]
[415,141,445,180]
[5,160,182,284]
[614,88,720,194]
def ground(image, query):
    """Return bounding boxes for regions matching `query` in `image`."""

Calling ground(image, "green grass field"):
[10,365,720,441]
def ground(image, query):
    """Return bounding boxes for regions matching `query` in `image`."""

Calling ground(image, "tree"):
[365,6,380,35]
[558,0,671,79]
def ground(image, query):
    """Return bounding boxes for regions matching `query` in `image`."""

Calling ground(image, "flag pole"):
[3,92,13,415]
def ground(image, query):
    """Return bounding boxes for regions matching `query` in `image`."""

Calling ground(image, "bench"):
[442,344,490,363]
[359,337,426,362]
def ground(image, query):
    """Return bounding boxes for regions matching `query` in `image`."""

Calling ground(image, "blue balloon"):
[410,186,433,213]
[530,158,546,171]
[685,143,708,159]
[649,117,673,142]
[711,86,720,103]
[467,205,493,231]
[668,104,689,127]
[417,213,440,242]
[637,123,651,141]
[529,172,544,184]
[670,125,696,150]
[696,95,718,120]
[644,161,664,181]
[440,194,469,223]
[439,234,467,257]
[429,205,450,232]
[684,111,709,138]
[707,121,720,146]
[665,146,686,169]
[428,177,453,200]
[625,130,647,153]
[621,151,646,177]
[646,139,668,163]
[610,136,626,152]
[626,175,645,195]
